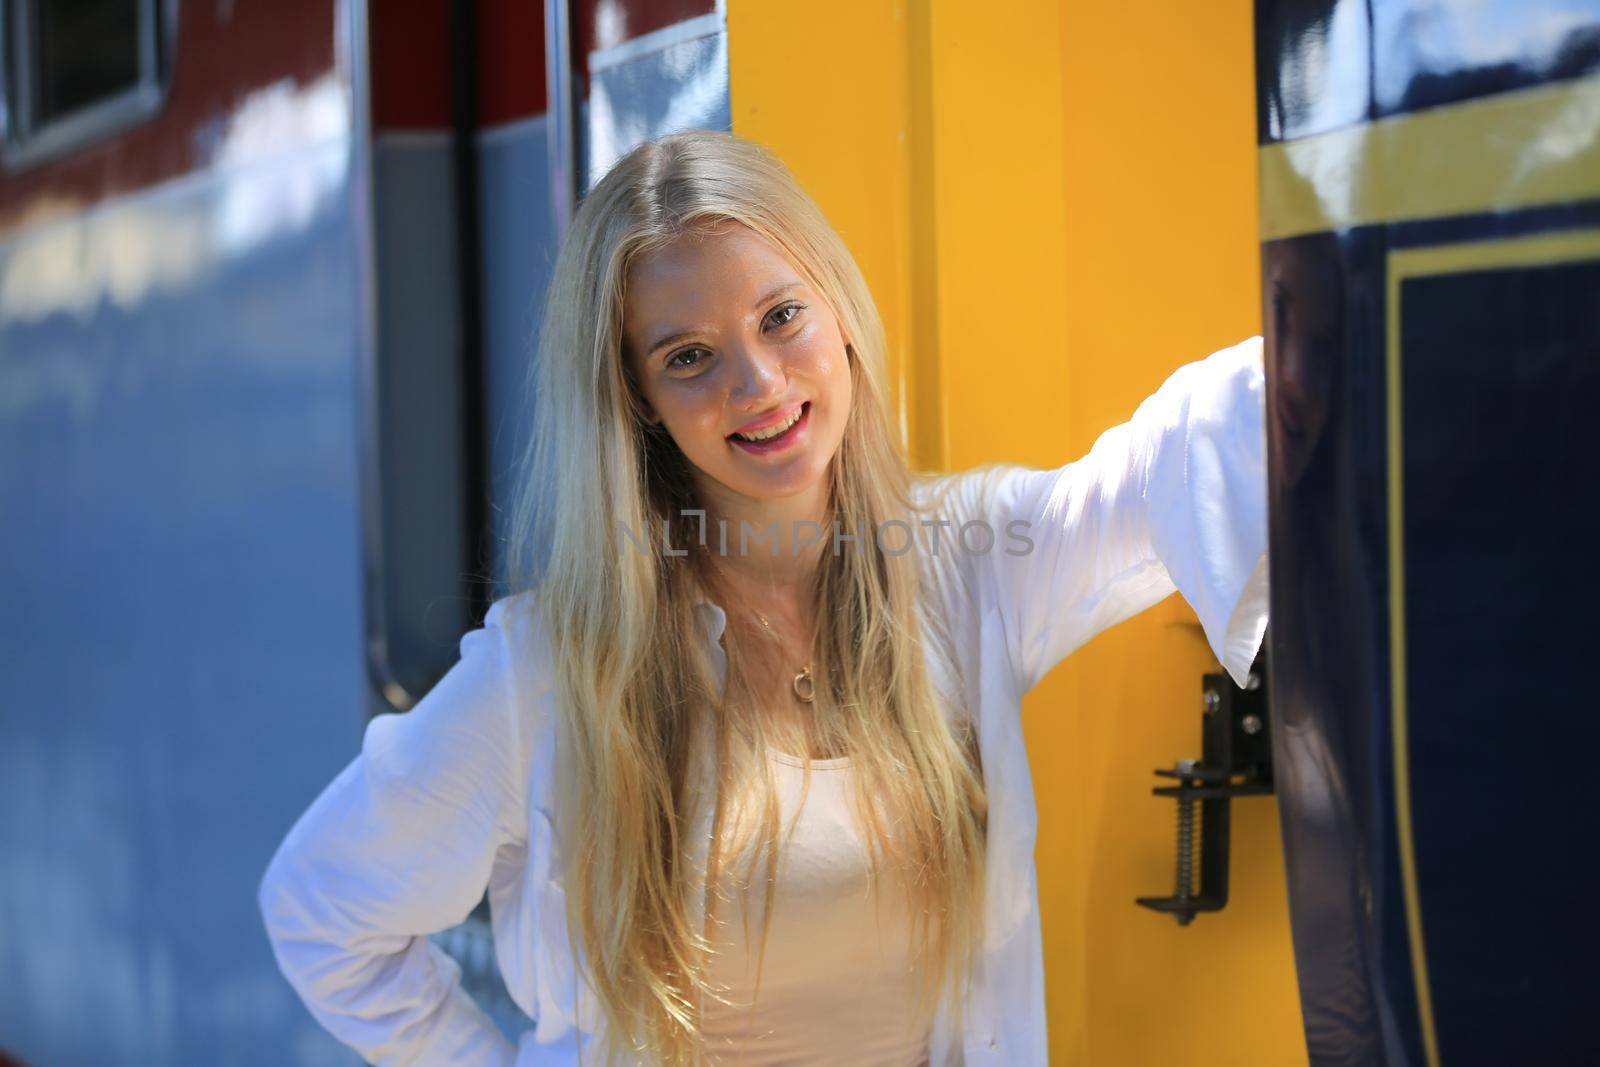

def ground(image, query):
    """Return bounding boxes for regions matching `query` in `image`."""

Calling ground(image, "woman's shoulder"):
[373,588,558,775]
[907,464,1029,564]
[484,590,563,810]
[482,587,559,709]
[909,462,1031,526]
[484,586,544,652]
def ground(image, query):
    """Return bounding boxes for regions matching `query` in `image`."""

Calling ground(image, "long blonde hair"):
[503,130,986,1065]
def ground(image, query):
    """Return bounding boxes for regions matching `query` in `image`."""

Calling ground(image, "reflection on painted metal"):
[1259,73,1600,240]
[1257,2,1600,1066]
[0,74,350,324]
[583,22,731,192]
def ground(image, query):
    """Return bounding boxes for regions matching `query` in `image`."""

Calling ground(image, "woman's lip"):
[728,401,806,438]
[729,402,810,454]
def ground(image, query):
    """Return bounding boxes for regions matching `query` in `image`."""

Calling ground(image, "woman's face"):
[622,223,854,509]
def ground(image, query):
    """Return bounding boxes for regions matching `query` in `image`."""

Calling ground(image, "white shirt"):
[258,335,1270,1066]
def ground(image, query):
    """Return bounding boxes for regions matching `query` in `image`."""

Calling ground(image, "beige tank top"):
[697,749,931,1066]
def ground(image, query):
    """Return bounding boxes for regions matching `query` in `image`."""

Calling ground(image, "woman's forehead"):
[629,224,798,295]
[624,226,809,340]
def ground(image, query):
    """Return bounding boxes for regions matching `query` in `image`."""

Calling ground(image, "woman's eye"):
[665,346,710,370]
[765,302,804,330]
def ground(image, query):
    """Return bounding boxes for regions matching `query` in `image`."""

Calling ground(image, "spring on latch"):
[1175,791,1196,921]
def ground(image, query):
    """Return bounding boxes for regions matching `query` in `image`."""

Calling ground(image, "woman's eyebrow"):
[752,281,801,310]
[646,328,699,359]
[646,283,805,358]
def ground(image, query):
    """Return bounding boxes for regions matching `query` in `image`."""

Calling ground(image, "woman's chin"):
[698,462,831,507]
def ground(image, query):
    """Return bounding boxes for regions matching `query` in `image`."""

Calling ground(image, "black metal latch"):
[1135,658,1274,925]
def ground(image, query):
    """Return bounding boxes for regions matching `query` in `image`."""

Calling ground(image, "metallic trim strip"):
[544,0,576,239]
[1262,74,1600,241]
[350,0,419,712]
[1385,228,1600,1067]
[450,0,489,631]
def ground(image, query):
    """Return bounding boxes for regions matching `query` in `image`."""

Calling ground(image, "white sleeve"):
[257,601,530,1066]
[938,336,1269,695]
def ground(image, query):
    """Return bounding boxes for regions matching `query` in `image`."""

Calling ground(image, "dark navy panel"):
[1264,206,1600,1067]
[1398,259,1600,1065]
[0,85,364,1067]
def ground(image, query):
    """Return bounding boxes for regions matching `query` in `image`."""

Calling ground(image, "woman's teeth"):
[734,405,804,442]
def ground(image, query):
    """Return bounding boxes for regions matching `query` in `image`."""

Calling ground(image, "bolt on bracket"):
[1135,650,1275,925]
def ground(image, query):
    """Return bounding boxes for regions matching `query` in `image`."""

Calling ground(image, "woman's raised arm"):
[257,599,534,1066]
[934,336,1269,696]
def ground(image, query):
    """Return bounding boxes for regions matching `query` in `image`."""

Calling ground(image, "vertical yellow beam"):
[730,2,1304,1064]
[729,1,1087,1055]
[1051,4,1304,1063]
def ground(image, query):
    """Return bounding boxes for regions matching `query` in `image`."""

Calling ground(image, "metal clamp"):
[1135,659,1274,924]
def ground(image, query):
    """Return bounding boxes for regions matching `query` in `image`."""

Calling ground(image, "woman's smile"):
[729,400,811,454]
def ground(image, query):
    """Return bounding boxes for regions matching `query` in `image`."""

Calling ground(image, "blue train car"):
[0,1,728,1063]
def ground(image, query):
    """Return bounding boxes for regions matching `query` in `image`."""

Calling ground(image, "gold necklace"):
[750,608,816,704]
[704,557,817,703]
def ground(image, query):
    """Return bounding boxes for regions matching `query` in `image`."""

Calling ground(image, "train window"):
[2,0,166,169]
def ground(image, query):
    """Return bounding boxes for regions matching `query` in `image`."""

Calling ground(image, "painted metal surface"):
[0,0,724,1060]
[368,0,547,131]
[478,114,558,585]
[366,131,473,705]
[580,13,730,193]
[0,52,365,1067]
[578,0,717,56]
[0,2,367,1064]
[1257,2,1600,1064]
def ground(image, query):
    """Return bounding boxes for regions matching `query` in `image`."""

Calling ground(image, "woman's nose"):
[727,341,787,406]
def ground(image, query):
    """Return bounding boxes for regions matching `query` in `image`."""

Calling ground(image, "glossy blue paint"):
[0,79,365,1067]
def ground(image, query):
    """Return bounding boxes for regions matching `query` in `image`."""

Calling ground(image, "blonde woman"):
[258,130,1269,1066]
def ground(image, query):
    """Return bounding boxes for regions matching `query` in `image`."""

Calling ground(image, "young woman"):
[258,130,1269,1067]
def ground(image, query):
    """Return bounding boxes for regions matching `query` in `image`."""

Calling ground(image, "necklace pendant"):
[792,668,816,704]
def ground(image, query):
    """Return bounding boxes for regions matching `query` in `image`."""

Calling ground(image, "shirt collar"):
[691,586,729,646]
